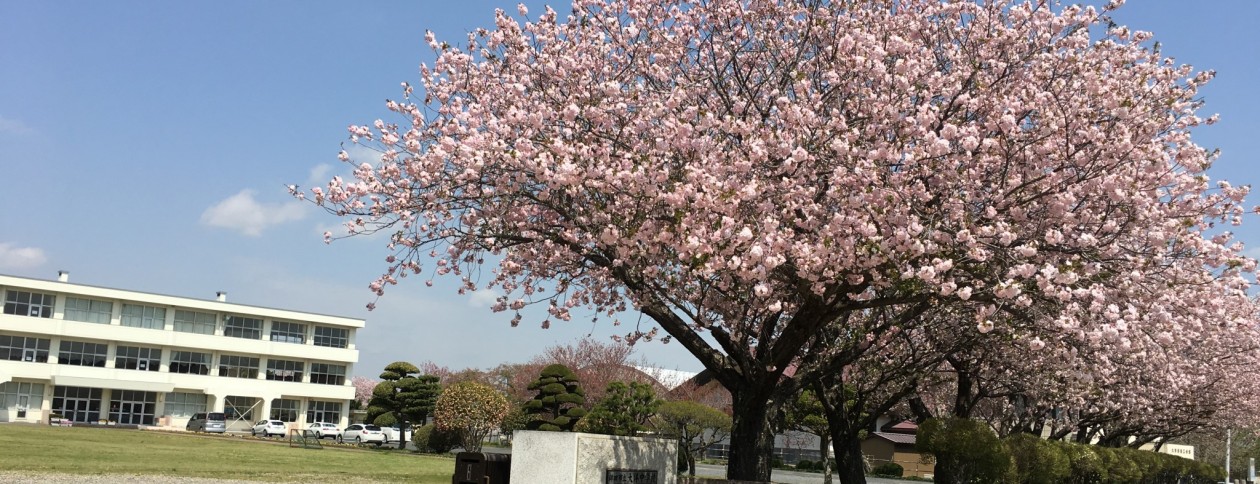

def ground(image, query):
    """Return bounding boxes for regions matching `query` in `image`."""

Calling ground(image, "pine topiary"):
[522,364,587,431]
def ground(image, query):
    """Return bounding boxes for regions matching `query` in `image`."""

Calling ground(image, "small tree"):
[579,381,661,437]
[365,361,441,427]
[498,406,528,443]
[351,376,377,411]
[434,381,511,453]
[653,400,732,477]
[523,364,586,431]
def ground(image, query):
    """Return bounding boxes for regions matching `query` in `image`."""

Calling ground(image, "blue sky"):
[1,1,1257,378]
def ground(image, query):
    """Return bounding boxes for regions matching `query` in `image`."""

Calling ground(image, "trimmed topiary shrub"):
[917,418,1012,484]
[1054,440,1105,484]
[795,459,816,471]
[412,423,459,453]
[1005,433,1069,484]
[522,364,587,431]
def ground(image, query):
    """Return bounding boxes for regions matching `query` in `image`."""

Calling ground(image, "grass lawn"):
[0,423,456,482]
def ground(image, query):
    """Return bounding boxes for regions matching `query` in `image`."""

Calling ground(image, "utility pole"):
[1227,427,1233,483]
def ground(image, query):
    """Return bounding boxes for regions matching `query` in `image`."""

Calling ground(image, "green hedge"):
[919,419,1224,484]
[871,462,904,477]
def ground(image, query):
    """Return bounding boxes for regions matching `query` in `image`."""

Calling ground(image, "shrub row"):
[918,418,1224,484]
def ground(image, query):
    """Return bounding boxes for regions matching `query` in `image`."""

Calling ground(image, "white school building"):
[0,272,362,432]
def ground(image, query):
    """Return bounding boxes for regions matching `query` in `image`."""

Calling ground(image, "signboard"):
[606,469,658,484]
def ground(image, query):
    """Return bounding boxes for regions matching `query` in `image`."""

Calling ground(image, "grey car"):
[186,412,226,433]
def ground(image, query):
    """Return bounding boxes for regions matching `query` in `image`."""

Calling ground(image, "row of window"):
[3,290,350,348]
[0,335,346,385]
[222,395,343,423]
[15,384,343,424]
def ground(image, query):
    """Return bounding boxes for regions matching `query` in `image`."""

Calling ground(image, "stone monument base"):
[509,430,678,484]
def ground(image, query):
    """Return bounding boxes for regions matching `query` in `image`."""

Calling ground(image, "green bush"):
[871,462,904,477]
[371,412,397,427]
[1053,440,1105,484]
[917,418,1012,484]
[412,423,459,454]
[795,459,815,471]
[1006,433,1068,484]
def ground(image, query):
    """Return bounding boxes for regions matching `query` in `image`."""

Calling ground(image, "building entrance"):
[53,386,102,423]
[108,390,156,425]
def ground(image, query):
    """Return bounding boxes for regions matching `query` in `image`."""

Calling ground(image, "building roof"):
[872,432,918,445]
[0,273,364,327]
[885,420,919,434]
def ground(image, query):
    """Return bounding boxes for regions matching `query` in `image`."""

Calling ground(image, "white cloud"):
[468,288,501,308]
[0,243,47,269]
[201,189,308,237]
[343,144,385,165]
[1244,246,1260,261]
[306,164,333,187]
[0,115,34,135]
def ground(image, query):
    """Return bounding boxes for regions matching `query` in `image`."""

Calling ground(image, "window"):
[269,321,306,344]
[307,400,341,425]
[169,351,210,375]
[57,340,107,367]
[3,290,55,318]
[224,396,257,421]
[224,315,262,340]
[0,334,50,362]
[163,392,206,418]
[270,398,300,422]
[309,363,346,385]
[174,310,216,335]
[218,355,259,379]
[115,346,161,371]
[265,359,303,382]
[0,382,45,419]
[63,297,113,324]
[121,304,166,330]
[313,326,348,348]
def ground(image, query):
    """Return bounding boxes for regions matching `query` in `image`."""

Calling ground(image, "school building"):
[0,272,362,431]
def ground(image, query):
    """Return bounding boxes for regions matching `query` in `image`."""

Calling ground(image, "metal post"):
[1227,427,1232,483]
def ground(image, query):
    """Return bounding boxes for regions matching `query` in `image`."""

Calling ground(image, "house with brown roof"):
[860,420,934,478]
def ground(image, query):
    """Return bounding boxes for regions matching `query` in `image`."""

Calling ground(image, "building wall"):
[0,274,362,430]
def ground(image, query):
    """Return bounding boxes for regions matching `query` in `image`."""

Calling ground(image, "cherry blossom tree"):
[298,0,1255,479]
[351,376,378,409]
[534,337,663,404]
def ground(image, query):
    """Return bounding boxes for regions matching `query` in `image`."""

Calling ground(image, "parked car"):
[186,412,226,434]
[381,425,413,444]
[251,419,288,437]
[306,422,341,439]
[339,424,386,445]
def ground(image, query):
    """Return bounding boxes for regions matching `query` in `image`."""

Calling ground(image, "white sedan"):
[251,419,288,438]
[339,424,386,445]
[306,422,341,439]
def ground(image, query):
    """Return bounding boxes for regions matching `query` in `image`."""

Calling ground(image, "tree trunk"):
[833,436,867,484]
[688,452,697,477]
[726,389,775,482]
[815,386,866,484]
[819,432,834,484]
